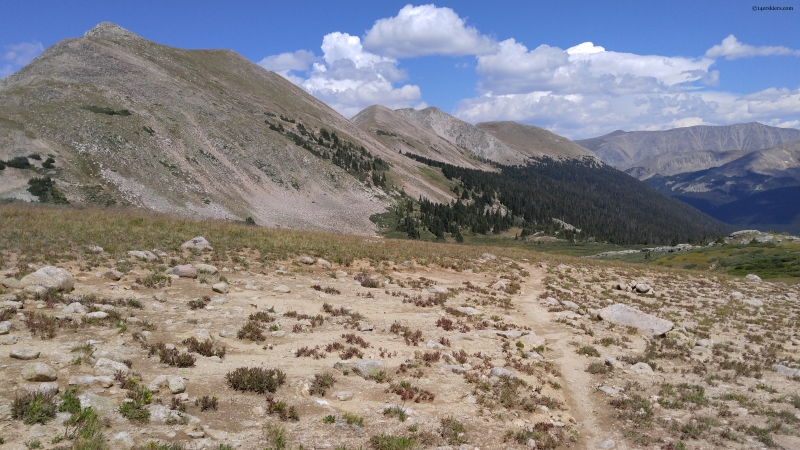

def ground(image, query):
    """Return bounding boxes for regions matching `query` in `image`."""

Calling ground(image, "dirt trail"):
[520,266,625,450]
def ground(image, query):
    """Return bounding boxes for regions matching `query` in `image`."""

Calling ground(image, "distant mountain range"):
[0,22,732,243]
[577,124,800,233]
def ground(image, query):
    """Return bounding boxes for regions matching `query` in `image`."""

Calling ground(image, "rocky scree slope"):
[0,23,458,234]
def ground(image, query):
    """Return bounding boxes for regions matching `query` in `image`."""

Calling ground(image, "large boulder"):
[19,266,74,291]
[598,303,673,335]
[172,265,198,278]
[22,362,58,381]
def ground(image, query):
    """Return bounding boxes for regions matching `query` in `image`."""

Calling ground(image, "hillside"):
[577,122,800,171]
[351,105,494,171]
[394,107,530,165]
[0,23,460,234]
[475,121,596,161]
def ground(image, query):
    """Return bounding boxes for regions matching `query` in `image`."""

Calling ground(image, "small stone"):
[541,297,560,306]
[69,376,114,388]
[0,321,10,335]
[596,440,615,449]
[2,278,22,289]
[212,282,228,294]
[128,250,158,261]
[598,386,620,397]
[2,335,19,345]
[273,285,291,293]
[333,391,354,401]
[439,364,467,374]
[334,359,384,378]
[180,236,213,250]
[425,340,445,349]
[88,245,104,253]
[22,362,58,381]
[271,330,285,337]
[561,300,580,310]
[745,273,762,282]
[25,382,59,396]
[85,311,108,320]
[299,256,315,264]
[10,349,40,360]
[495,330,525,339]
[316,258,332,268]
[629,362,654,375]
[153,293,166,302]
[172,265,198,278]
[112,431,134,447]
[94,357,129,377]
[168,377,186,394]
[455,306,481,316]
[103,270,123,281]
[62,302,88,314]
[490,367,516,378]
[357,321,374,331]
[634,283,651,293]
[743,298,764,307]
[195,264,218,275]
[25,285,48,298]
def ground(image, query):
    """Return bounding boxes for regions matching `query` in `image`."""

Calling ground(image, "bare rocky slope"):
[475,121,595,161]
[394,107,532,165]
[577,123,800,172]
[351,105,495,171]
[0,23,460,234]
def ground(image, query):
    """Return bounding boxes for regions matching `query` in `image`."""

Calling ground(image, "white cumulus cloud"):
[705,35,800,60]
[1,41,44,78]
[362,4,497,58]
[260,32,422,118]
[475,39,714,97]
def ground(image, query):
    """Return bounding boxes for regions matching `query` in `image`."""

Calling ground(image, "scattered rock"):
[94,357,130,377]
[332,391,354,401]
[153,293,167,302]
[10,349,40,360]
[112,431,134,447]
[561,300,580,310]
[490,280,507,290]
[316,258,332,268]
[22,362,58,381]
[103,269,123,281]
[88,245,104,253]
[455,306,481,316]
[541,297,560,306]
[596,440,615,449]
[743,298,764,307]
[78,392,116,414]
[148,404,185,424]
[489,367,516,379]
[334,359,384,378]
[598,303,674,335]
[69,376,114,388]
[24,285,48,298]
[439,364,467,374]
[598,386,621,397]
[629,362,654,375]
[774,364,800,378]
[85,311,108,320]
[2,278,22,289]
[746,273,762,282]
[299,256,315,265]
[357,321,374,331]
[24,382,59,395]
[552,311,582,320]
[273,285,291,293]
[212,282,228,294]
[62,302,88,314]
[181,236,213,250]
[0,321,11,335]
[495,330,526,339]
[172,265,198,278]
[128,250,158,261]
[195,264,218,275]
[2,335,19,345]
[19,266,75,291]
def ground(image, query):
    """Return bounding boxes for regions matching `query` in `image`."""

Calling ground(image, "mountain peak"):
[84,22,141,40]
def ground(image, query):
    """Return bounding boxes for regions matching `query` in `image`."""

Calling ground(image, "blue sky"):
[2,0,799,138]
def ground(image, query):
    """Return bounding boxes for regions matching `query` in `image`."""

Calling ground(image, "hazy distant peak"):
[84,22,141,40]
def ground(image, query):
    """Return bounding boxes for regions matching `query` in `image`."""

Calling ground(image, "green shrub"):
[27,177,69,204]
[370,434,417,450]
[11,391,57,424]
[226,367,286,394]
[6,156,31,169]
[577,345,600,357]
